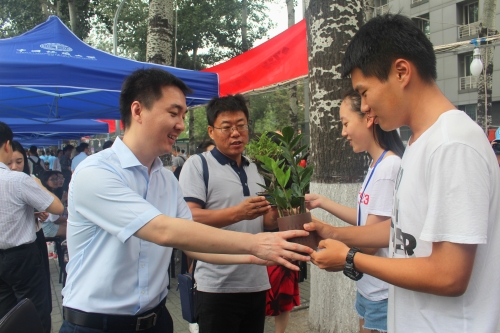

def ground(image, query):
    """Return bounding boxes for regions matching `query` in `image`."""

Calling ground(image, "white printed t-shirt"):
[388,110,500,332]
[356,154,401,301]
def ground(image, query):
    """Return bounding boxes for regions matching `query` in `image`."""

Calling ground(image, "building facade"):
[372,0,500,142]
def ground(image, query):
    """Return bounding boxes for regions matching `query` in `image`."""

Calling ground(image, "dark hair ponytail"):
[342,89,405,158]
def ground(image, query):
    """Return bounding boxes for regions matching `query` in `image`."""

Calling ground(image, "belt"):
[63,297,166,331]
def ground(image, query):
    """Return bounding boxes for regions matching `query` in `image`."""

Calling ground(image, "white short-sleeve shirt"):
[388,111,500,332]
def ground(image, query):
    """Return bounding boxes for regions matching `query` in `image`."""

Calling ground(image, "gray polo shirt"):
[179,148,270,293]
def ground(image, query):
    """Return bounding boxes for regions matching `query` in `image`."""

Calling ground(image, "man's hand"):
[311,239,350,272]
[252,230,313,271]
[305,193,324,210]
[235,196,271,221]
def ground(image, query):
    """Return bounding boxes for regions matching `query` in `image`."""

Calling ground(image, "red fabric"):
[97,119,124,133]
[202,20,308,96]
[265,265,300,316]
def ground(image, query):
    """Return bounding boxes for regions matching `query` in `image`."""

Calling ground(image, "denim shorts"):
[355,291,388,332]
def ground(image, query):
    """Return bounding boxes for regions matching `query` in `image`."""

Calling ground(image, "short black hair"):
[79,143,89,151]
[197,139,215,153]
[206,94,249,127]
[63,144,74,153]
[120,68,193,129]
[102,140,113,150]
[29,145,38,155]
[0,121,13,148]
[341,14,436,83]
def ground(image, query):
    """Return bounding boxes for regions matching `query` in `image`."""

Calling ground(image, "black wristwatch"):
[343,247,363,281]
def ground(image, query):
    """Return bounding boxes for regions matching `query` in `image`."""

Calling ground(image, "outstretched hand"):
[305,193,324,210]
[311,239,350,272]
[236,196,271,221]
[252,230,313,271]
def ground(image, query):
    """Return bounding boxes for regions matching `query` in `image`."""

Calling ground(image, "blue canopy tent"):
[4,117,110,148]
[4,118,109,134]
[0,16,219,121]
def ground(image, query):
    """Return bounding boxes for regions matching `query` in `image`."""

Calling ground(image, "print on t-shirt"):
[391,166,417,257]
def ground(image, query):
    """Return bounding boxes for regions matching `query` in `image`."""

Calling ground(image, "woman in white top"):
[305,89,404,333]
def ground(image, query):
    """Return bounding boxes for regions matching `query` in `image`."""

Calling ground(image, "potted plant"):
[253,127,320,249]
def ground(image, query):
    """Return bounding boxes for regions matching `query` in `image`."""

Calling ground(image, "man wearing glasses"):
[179,94,278,333]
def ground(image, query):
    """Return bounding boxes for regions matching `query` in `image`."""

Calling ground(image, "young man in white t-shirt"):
[305,14,500,332]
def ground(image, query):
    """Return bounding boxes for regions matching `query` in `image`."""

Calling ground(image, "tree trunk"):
[306,1,367,332]
[146,0,174,65]
[241,0,249,52]
[192,45,198,70]
[67,0,77,32]
[476,0,497,134]
[286,0,299,133]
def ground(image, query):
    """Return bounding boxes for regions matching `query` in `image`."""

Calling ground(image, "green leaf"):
[282,126,294,144]
[256,155,275,170]
[300,166,314,191]
[291,183,302,197]
[273,164,291,189]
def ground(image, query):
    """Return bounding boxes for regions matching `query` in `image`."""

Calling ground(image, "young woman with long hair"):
[40,171,67,238]
[305,89,404,333]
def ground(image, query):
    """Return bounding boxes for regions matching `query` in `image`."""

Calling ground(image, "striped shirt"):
[0,163,54,249]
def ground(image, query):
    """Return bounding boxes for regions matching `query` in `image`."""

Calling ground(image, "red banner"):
[202,20,308,96]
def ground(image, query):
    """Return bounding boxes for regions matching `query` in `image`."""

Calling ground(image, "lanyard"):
[357,150,388,226]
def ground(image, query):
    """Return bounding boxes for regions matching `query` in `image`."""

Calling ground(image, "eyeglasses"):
[212,124,249,135]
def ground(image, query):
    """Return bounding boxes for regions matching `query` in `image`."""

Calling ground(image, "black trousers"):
[195,290,266,333]
[0,241,51,333]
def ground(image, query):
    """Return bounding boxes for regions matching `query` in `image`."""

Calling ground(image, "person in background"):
[27,145,46,175]
[197,139,216,154]
[60,145,73,192]
[102,140,114,150]
[7,140,53,324]
[0,122,64,333]
[52,149,62,172]
[40,171,67,238]
[172,147,187,172]
[48,150,56,170]
[71,143,89,172]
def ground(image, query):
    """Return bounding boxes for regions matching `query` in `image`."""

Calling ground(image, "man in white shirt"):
[306,14,500,333]
[71,143,89,172]
[59,68,311,333]
[0,122,64,333]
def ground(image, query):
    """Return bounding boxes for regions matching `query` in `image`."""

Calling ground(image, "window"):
[412,14,430,38]
[374,0,388,6]
[458,104,477,121]
[458,52,478,90]
[463,2,479,25]
[463,52,473,77]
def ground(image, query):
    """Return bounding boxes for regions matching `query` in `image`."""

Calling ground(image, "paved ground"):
[49,258,313,333]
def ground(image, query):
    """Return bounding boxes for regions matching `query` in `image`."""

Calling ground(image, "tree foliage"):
[0,0,92,39]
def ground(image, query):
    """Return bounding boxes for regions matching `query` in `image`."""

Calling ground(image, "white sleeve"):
[421,143,489,244]
[367,178,396,217]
